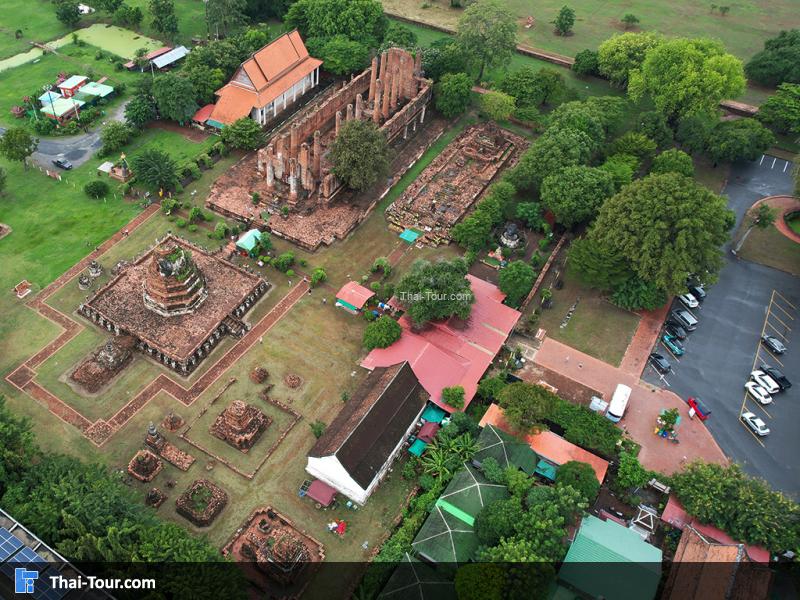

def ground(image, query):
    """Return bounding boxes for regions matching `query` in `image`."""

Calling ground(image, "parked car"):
[687,397,711,421]
[678,293,699,309]
[751,370,780,395]
[52,158,73,170]
[744,381,772,405]
[741,411,770,437]
[671,309,698,331]
[665,321,687,340]
[662,333,685,356]
[688,284,706,302]
[763,366,791,390]
[648,353,672,374]
[761,335,786,355]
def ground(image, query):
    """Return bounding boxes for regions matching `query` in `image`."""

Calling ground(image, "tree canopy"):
[362,315,402,350]
[497,382,557,432]
[395,258,474,325]
[498,260,536,307]
[125,94,157,129]
[434,72,473,119]
[706,118,775,164]
[540,165,616,227]
[152,73,197,123]
[286,0,387,49]
[745,29,800,87]
[758,82,800,135]
[205,0,247,37]
[551,6,575,36]
[628,37,745,119]
[55,0,81,26]
[149,0,179,37]
[651,148,694,177]
[586,172,734,295]
[499,67,567,107]
[456,0,517,81]
[597,31,663,87]
[220,117,266,150]
[0,127,38,168]
[555,461,600,503]
[330,120,388,191]
[314,35,370,75]
[131,147,180,191]
[479,90,515,121]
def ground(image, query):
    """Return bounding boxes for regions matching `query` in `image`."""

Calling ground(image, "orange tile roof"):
[192,104,215,123]
[479,403,609,483]
[209,30,322,126]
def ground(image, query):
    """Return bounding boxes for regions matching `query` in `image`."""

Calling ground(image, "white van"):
[606,384,632,423]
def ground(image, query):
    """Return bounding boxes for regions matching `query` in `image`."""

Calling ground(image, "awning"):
[236,228,261,253]
[535,459,557,481]
[417,422,440,443]
[307,480,337,507]
[421,404,447,424]
[193,104,215,124]
[399,229,420,244]
[409,439,428,456]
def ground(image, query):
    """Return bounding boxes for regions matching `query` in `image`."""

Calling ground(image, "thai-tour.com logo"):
[14,567,156,594]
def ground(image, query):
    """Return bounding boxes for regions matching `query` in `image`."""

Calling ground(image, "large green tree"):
[125,94,157,129]
[479,90,515,121]
[100,122,132,155]
[395,258,474,325]
[506,126,594,192]
[450,209,494,251]
[363,315,402,350]
[555,460,600,503]
[587,172,734,295]
[498,260,536,307]
[149,0,179,37]
[651,148,694,177]
[286,0,387,49]
[597,31,663,86]
[205,0,247,37]
[706,118,775,164]
[497,382,557,432]
[745,29,800,87]
[55,0,81,26]
[131,147,179,191]
[474,497,524,546]
[316,35,370,75]
[540,165,616,227]
[329,120,388,191]
[152,74,197,123]
[434,72,472,118]
[758,83,800,134]
[551,5,575,36]
[456,0,517,81]
[220,117,265,150]
[0,127,38,170]
[0,397,38,496]
[500,67,567,108]
[671,461,800,552]
[628,37,745,119]
[569,236,632,291]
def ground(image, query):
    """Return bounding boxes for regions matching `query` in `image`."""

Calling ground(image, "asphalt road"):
[643,156,800,498]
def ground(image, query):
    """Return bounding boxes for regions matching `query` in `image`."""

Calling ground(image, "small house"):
[38,89,61,106]
[335,281,375,314]
[123,46,171,70]
[40,97,85,122]
[76,81,114,103]
[57,75,88,98]
[151,45,189,71]
[192,104,215,129]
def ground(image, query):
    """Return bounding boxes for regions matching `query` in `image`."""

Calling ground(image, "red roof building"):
[123,46,172,70]
[361,275,521,412]
[661,495,770,563]
[335,281,375,313]
[479,403,609,483]
[208,30,322,128]
[192,104,215,125]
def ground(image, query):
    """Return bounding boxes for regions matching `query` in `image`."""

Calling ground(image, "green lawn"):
[0,0,75,59]
[383,0,800,62]
[738,221,800,277]
[72,24,162,58]
[527,263,641,367]
[0,42,146,128]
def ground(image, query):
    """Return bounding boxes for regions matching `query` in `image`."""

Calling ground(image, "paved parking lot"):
[643,156,800,498]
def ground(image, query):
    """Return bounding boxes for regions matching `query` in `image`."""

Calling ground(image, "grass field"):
[738,221,800,277]
[73,24,162,58]
[383,0,800,62]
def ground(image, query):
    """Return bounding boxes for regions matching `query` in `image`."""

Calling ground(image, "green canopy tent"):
[236,229,262,256]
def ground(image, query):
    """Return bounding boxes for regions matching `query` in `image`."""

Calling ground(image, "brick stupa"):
[210,400,271,452]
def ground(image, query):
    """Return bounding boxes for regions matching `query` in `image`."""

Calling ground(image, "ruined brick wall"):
[292,70,371,143]
[382,83,431,143]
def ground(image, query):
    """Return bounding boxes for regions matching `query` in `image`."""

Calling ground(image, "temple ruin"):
[78,234,269,375]
[176,479,228,527]
[210,400,272,452]
[127,449,163,482]
[70,335,136,393]
[206,47,433,250]
[385,123,529,245]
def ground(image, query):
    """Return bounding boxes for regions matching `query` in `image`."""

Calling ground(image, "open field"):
[72,24,163,58]
[0,0,74,59]
[383,0,800,62]
[738,221,800,277]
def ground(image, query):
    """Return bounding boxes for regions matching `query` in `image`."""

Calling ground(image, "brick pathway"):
[618,302,672,377]
[5,203,309,447]
[529,338,728,475]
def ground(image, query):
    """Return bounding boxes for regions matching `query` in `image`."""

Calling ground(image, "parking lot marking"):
[759,154,765,165]
[774,290,797,310]
[771,301,795,321]
[784,161,790,173]
[771,157,777,169]
[660,341,681,362]
[765,320,790,340]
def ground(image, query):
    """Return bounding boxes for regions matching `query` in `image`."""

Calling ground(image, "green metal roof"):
[559,515,662,600]
[535,458,557,481]
[80,81,114,97]
[40,97,85,118]
[236,228,261,252]
[408,439,427,457]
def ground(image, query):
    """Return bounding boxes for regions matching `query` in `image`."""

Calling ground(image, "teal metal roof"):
[80,81,114,97]
[399,229,420,243]
[236,228,261,252]
[535,459,557,481]
[40,97,85,118]
[421,404,447,423]
[559,515,662,600]
[408,439,427,456]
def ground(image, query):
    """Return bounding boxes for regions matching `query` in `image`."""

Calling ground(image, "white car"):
[751,370,780,395]
[741,412,770,437]
[744,381,772,405]
[678,293,699,309]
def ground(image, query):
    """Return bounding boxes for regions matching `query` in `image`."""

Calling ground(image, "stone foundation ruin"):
[222,506,325,590]
[176,479,228,527]
[127,449,163,482]
[69,336,136,394]
[385,123,529,246]
[210,400,271,452]
[78,234,269,375]
[145,487,167,508]
[206,47,433,251]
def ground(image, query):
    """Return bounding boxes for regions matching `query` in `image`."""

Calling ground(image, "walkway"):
[527,337,728,475]
[751,195,800,244]
[5,206,310,446]
[618,302,672,377]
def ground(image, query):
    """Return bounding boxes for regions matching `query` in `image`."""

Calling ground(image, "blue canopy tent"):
[399,229,420,244]
[236,229,262,256]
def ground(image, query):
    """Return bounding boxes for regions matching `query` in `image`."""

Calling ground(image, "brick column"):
[373,80,383,124]
[335,110,342,136]
[290,123,299,159]
[368,56,378,103]
[346,103,353,122]
[312,130,321,178]
[355,94,363,120]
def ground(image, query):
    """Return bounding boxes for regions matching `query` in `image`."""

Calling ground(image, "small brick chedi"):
[176,479,228,527]
[79,235,269,375]
[210,400,271,452]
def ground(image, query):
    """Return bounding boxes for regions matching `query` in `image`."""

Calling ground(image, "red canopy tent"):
[417,421,440,443]
[307,479,337,507]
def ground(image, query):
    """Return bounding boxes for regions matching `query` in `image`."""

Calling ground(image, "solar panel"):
[0,527,24,561]
[34,568,70,600]
[1,546,47,579]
